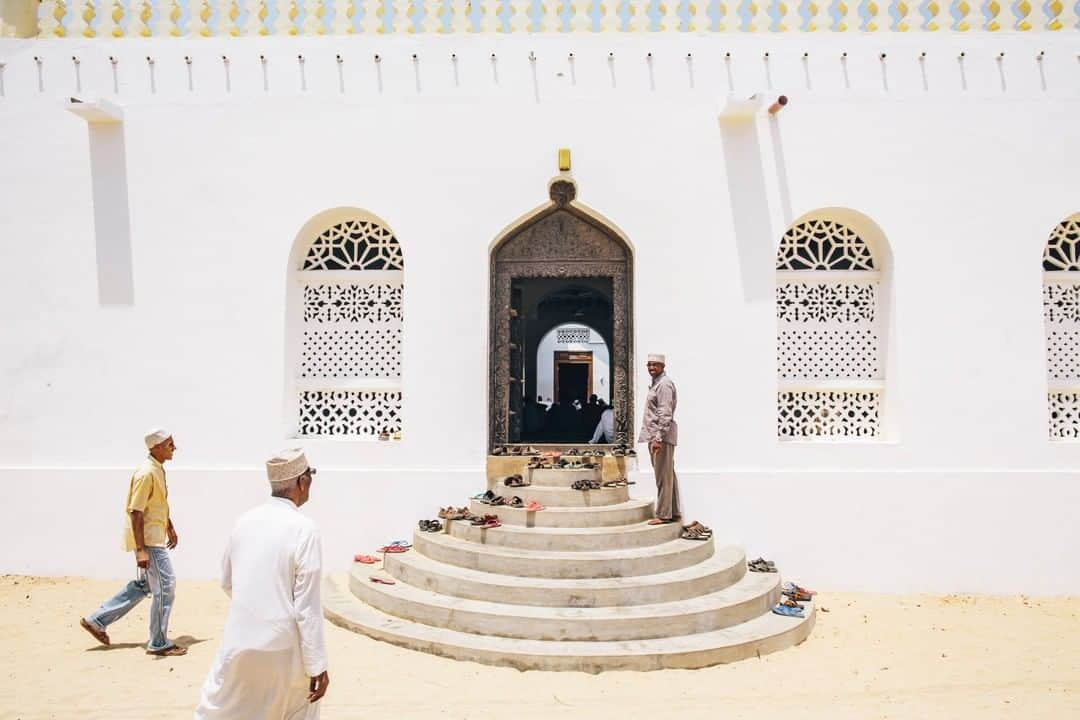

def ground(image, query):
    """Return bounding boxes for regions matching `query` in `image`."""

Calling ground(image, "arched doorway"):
[489,175,634,450]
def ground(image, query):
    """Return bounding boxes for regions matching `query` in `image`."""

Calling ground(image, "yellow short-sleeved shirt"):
[122,457,170,551]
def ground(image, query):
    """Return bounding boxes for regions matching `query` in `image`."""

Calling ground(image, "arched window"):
[776,216,884,439]
[1043,215,1080,440]
[293,214,404,438]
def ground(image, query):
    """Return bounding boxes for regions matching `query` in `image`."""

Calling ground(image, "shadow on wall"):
[88,124,135,306]
[719,118,776,304]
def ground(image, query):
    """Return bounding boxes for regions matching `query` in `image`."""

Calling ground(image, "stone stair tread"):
[353,563,777,621]
[468,498,654,528]
[324,575,816,671]
[475,484,630,507]
[416,530,705,562]
[451,519,675,537]
[472,498,651,515]
[380,544,746,594]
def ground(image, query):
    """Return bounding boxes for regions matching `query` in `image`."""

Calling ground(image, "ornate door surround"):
[489,176,634,449]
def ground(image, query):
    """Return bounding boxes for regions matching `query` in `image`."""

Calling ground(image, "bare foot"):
[647,518,674,525]
[79,618,110,646]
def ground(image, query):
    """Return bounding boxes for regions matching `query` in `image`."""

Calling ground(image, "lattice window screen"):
[297,218,404,438]
[1044,218,1080,440]
[776,220,882,439]
[556,327,591,344]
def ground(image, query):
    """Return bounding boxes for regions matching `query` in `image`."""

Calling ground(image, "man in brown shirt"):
[638,354,681,524]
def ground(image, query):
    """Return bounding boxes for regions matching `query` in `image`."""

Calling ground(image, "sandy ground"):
[1,576,1079,720]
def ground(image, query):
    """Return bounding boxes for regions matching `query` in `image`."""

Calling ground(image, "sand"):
[2,575,1078,720]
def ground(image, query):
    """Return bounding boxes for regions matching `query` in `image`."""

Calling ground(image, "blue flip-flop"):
[389,540,412,548]
[772,603,804,618]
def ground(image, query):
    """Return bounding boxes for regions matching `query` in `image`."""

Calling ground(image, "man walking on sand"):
[639,355,681,525]
[79,429,187,657]
[194,448,329,719]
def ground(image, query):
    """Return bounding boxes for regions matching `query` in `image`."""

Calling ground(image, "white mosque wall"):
[1,33,1079,594]
[536,324,612,406]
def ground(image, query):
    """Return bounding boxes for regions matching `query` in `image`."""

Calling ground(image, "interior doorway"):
[489,175,633,450]
[555,352,592,404]
[517,284,613,443]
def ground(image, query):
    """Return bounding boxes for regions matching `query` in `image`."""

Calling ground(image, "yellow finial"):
[558,148,571,173]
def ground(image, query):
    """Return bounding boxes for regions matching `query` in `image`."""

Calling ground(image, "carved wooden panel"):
[489,182,633,448]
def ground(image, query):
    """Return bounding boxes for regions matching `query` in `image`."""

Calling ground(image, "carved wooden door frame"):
[489,178,634,449]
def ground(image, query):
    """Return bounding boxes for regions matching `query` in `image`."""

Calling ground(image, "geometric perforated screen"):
[1044,218,1080,440]
[298,390,403,437]
[297,216,404,437]
[777,219,881,439]
[556,327,591,344]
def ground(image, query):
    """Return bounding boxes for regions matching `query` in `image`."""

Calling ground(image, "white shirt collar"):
[269,496,299,511]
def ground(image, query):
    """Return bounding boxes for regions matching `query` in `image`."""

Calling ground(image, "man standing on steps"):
[194,448,329,719]
[79,429,187,657]
[639,354,681,525]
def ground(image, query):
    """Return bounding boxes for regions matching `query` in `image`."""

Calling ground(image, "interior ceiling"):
[537,287,611,318]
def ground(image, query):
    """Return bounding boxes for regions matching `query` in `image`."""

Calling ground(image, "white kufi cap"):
[647,353,666,364]
[144,428,172,450]
[266,448,312,484]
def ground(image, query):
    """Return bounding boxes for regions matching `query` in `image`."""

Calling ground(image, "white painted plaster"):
[1,34,1079,593]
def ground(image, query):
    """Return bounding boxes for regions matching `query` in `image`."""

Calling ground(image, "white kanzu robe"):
[195,498,328,719]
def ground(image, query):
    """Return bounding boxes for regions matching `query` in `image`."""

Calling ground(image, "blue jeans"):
[85,547,176,651]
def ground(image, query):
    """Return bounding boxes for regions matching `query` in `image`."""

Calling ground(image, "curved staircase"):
[324,461,815,672]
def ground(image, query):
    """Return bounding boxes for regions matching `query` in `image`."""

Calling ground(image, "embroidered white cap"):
[144,428,172,450]
[647,354,666,364]
[266,448,314,484]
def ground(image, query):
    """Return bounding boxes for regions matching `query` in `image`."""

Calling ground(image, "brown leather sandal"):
[79,618,109,646]
[146,645,188,657]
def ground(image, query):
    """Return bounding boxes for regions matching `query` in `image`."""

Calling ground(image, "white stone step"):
[524,467,602,487]
[444,518,682,551]
[466,498,654,528]
[471,484,629,508]
[349,565,778,641]
[411,531,714,578]
[324,575,816,672]
[382,545,747,607]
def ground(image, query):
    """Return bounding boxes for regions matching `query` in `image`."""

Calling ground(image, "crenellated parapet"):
[3,0,1077,38]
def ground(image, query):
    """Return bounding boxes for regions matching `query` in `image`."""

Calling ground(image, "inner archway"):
[489,175,633,450]
[528,318,613,443]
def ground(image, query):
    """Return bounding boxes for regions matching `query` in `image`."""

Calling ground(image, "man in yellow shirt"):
[79,429,187,657]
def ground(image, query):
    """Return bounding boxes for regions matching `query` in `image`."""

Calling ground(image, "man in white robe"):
[194,449,329,719]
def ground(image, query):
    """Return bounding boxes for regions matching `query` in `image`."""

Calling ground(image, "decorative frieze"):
[32,0,1080,36]
[555,327,591,344]
[776,283,875,323]
[304,283,404,323]
[777,391,880,439]
[298,390,403,437]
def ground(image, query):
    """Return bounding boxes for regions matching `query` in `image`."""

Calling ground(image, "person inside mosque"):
[589,403,615,444]
[581,395,605,442]
[523,395,547,439]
